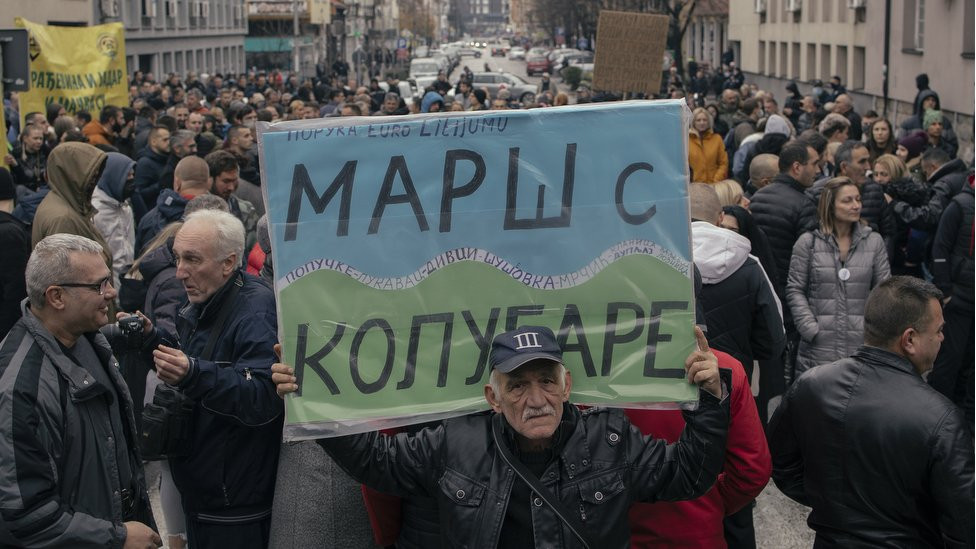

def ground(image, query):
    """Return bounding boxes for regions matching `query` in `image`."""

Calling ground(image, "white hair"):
[182,209,245,262]
[489,361,567,397]
[26,234,104,307]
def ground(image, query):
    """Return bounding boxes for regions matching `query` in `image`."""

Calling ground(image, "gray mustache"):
[522,405,556,422]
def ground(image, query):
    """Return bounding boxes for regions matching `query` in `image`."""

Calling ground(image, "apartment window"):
[770,0,777,23]
[835,45,848,86]
[175,51,184,74]
[759,41,766,74]
[852,46,865,89]
[807,0,816,22]
[769,41,777,77]
[822,0,831,22]
[838,0,847,23]
[903,0,925,52]
[779,42,788,77]
[806,43,816,80]
[791,42,801,79]
[820,44,830,80]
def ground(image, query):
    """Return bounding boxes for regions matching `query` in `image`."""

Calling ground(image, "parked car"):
[409,58,441,91]
[489,43,508,56]
[459,47,483,58]
[526,54,550,76]
[455,71,537,103]
[547,47,578,66]
[507,46,526,60]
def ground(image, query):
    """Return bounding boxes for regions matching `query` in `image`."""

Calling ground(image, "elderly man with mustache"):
[272,325,729,548]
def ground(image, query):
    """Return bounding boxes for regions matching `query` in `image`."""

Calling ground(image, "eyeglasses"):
[56,276,114,295]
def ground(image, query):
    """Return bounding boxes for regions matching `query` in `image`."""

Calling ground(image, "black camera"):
[118,315,144,350]
[142,384,196,460]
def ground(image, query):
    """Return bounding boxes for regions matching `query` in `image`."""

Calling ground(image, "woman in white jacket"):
[92,151,136,285]
[787,177,891,375]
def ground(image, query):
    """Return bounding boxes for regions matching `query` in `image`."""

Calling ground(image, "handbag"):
[140,274,243,460]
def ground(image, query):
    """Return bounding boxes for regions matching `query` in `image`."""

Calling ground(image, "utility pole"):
[293,0,301,75]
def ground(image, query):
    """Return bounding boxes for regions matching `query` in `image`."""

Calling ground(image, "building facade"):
[684,0,729,71]
[2,0,248,78]
[728,0,974,160]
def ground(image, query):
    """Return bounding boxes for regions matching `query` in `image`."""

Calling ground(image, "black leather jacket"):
[769,346,974,547]
[320,388,729,548]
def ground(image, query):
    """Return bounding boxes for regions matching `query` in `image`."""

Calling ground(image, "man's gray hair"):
[183,209,245,262]
[835,139,867,170]
[489,362,567,396]
[384,92,400,101]
[183,193,230,217]
[26,234,104,307]
[170,129,196,148]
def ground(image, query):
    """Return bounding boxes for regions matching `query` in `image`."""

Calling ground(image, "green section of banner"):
[14,18,128,124]
[281,253,696,428]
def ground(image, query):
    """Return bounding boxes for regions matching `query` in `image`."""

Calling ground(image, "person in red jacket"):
[626,349,771,548]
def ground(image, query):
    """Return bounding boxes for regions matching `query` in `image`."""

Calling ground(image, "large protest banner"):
[14,18,127,124]
[258,101,696,441]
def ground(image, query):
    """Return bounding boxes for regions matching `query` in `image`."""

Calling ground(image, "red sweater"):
[626,350,771,548]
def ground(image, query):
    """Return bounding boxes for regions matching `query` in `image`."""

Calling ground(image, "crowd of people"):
[0,60,972,549]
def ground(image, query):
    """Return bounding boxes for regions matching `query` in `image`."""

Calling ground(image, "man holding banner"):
[272,325,728,547]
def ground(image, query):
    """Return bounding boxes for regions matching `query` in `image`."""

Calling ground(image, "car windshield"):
[411,62,439,73]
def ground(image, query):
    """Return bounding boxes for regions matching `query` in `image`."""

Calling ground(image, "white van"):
[409,58,441,91]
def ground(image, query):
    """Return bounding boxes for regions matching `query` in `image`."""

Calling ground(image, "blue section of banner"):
[260,100,690,279]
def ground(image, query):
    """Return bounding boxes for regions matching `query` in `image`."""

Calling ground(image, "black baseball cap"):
[489,326,563,374]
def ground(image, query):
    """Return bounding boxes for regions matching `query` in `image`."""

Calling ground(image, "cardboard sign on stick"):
[593,11,669,94]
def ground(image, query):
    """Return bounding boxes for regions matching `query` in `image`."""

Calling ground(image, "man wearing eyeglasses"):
[0,234,162,548]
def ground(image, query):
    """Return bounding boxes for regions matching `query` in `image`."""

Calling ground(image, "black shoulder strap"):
[490,414,594,549]
[200,273,244,361]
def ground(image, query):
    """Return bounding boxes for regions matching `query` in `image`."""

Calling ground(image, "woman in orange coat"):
[688,107,729,183]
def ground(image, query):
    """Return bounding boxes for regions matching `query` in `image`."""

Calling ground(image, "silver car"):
[468,71,537,103]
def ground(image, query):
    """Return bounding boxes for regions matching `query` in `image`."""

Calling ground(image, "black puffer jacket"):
[749,174,819,290]
[769,346,974,547]
[692,221,785,376]
[894,158,971,232]
[932,181,974,308]
[320,391,729,548]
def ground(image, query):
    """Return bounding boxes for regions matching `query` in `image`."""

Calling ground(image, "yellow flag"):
[14,18,128,127]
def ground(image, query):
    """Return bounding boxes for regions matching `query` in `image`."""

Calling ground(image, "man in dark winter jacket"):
[0,168,29,338]
[749,143,819,291]
[0,234,161,548]
[150,209,282,549]
[132,125,171,222]
[928,176,974,427]
[898,89,958,152]
[769,276,974,548]
[891,148,971,233]
[135,155,211,255]
[272,326,729,548]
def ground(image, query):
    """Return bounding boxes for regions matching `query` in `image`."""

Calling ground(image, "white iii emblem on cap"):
[514,332,542,350]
